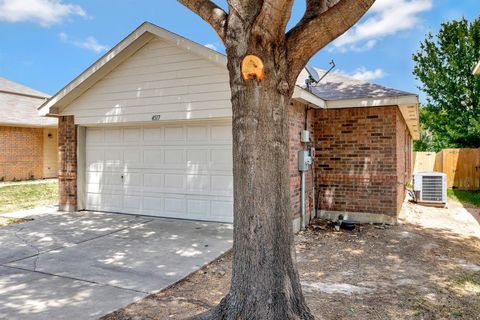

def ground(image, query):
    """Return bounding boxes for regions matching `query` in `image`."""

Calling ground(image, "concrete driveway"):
[0,209,233,320]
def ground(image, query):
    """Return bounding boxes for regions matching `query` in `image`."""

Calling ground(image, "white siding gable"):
[63,38,231,125]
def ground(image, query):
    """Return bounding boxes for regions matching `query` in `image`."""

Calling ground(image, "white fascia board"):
[324,95,418,109]
[473,60,480,75]
[147,23,227,67]
[292,86,327,108]
[399,103,420,140]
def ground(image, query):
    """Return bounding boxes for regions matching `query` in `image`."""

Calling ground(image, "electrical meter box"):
[298,150,312,171]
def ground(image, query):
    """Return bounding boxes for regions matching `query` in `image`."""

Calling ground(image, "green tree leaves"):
[413,18,480,151]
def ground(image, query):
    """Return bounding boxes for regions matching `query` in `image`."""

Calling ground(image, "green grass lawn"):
[448,189,480,208]
[0,182,58,214]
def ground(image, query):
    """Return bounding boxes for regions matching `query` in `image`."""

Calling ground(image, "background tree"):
[177,0,374,319]
[413,18,480,152]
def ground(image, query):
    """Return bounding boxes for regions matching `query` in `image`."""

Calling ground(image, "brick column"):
[58,116,77,211]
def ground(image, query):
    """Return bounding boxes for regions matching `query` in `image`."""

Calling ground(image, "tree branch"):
[178,0,228,41]
[285,0,375,82]
[255,0,295,39]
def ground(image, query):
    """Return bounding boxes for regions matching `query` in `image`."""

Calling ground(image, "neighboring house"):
[39,22,419,228]
[0,78,57,181]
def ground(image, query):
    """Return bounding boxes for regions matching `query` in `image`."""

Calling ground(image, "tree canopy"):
[413,17,480,152]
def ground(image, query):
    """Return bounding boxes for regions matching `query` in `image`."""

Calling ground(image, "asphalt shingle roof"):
[0,77,55,127]
[296,68,416,101]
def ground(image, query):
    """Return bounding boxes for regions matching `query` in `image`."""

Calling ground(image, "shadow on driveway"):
[0,210,233,320]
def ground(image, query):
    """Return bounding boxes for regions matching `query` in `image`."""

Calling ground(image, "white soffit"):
[292,86,327,108]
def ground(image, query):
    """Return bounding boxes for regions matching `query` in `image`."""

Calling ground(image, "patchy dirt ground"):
[102,201,480,320]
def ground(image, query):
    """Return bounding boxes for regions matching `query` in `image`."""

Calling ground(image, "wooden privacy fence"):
[413,149,480,190]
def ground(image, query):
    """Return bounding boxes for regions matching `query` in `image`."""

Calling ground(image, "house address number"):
[151,115,161,121]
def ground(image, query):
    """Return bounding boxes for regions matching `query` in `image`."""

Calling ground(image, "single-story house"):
[0,77,57,181]
[39,22,419,229]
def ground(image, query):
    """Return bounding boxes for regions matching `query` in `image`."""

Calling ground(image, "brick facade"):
[56,104,412,221]
[58,116,77,211]
[288,101,315,226]
[312,106,412,221]
[0,126,43,181]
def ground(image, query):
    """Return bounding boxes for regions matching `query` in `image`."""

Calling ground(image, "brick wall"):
[58,116,77,211]
[313,106,410,219]
[0,126,43,181]
[396,112,412,214]
[288,101,315,224]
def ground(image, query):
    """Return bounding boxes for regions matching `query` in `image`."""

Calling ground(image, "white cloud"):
[204,43,218,51]
[0,0,86,26]
[332,0,432,52]
[337,67,386,82]
[59,32,109,53]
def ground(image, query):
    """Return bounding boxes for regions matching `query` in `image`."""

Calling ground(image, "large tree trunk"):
[177,1,376,319]
[196,32,314,320]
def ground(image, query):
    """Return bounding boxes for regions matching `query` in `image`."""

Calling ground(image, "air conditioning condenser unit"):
[413,172,447,204]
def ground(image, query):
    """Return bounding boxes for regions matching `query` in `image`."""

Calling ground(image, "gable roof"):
[0,78,55,127]
[0,77,49,99]
[38,22,227,115]
[38,21,419,138]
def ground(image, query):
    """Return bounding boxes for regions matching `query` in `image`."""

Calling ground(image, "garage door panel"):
[211,201,233,222]
[123,172,143,187]
[86,171,123,186]
[164,126,184,143]
[86,128,104,144]
[187,199,210,216]
[87,193,123,212]
[211,175,233,196]
[186,175,210,192]
[210,149,232,170]
[164,174,186,191]
[187,149,209,164]
[143,127,163,142]
[164,149,185,166]
[85,122,233,222]
[124,128,141,142]
[124,150,142,166]
[143,149,164,167]
[211,125,232,143]
[164,197,186,213]
[187,126,208,141]
[104,128,123,143]
[143,197,164,213]
[144,173,164,188]
[124,195,142,211]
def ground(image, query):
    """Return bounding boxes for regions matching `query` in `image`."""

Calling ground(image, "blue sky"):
[0,0,478,102]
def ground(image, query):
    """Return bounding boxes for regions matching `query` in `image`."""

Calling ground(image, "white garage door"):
[85,121,233,223]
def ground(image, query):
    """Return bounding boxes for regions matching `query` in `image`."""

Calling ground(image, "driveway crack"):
[3,218,153,266]
[13,227,41,271]
[1,264,150,294]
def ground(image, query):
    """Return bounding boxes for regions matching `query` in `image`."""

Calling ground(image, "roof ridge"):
[0,77,50,98]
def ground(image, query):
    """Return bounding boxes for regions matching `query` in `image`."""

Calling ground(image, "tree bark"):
[191,23,313,319]
[177,1,376,319]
